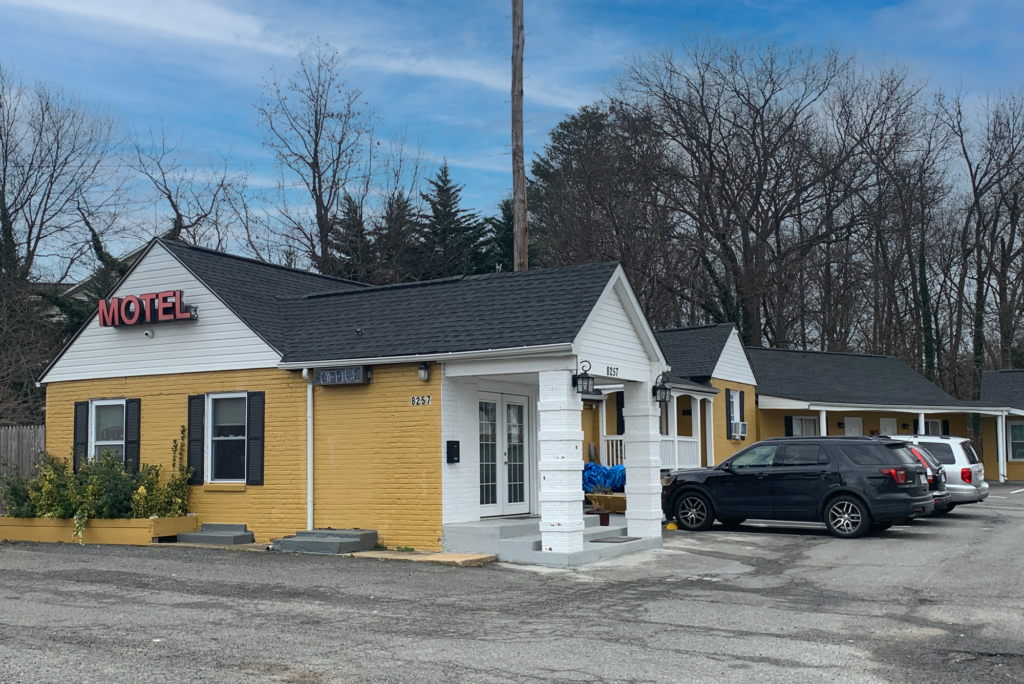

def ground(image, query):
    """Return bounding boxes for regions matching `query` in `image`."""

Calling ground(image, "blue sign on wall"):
[314,366,371,385]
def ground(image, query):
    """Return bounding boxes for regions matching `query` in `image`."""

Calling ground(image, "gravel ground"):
[1,486,1023,683]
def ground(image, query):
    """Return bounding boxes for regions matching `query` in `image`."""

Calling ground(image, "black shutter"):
[784,416,794,437]
[73,401,89,473]
[124,398,141,473]
[246,391,265,486]
[913,419,919,434]
[942,419,950,436]
[615,392,625,436]
[739,391,746,439]
[725,389,733,438]
[187,395,205,485]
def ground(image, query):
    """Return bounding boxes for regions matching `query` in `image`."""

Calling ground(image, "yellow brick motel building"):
[40,239,671,563]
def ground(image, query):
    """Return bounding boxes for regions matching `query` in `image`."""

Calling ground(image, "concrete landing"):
[177,523,255,545]
[442,513,663,567]
[272,528,378,555]
[349,551,497,567]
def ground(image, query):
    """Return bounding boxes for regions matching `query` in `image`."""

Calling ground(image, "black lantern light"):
[653,372,671,404]
[572,360,595,395]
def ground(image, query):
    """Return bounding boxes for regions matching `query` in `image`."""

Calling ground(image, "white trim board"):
[711,328,757,386]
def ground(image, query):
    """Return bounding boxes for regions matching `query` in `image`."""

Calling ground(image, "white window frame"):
[89,398,126,461]
[205,392,248,483]
[1009,421,1024,461]
[792,417,818,436]
[925,419,941,436]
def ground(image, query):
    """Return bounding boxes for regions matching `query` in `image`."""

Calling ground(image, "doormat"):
[591,536,640,543]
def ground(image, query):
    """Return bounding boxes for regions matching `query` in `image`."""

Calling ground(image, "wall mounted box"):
[446,440,460,463]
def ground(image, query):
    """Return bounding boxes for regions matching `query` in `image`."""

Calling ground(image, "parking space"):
[1,487,1023,683]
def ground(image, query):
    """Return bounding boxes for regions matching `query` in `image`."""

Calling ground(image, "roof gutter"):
[277,343,575,371]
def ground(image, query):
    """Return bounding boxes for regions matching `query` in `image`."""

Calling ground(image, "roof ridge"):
[747,346,890,359]
[290,275,466,300]
[156,238,371,288]
[656,323,733,333]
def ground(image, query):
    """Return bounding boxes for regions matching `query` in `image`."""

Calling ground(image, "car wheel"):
[675,492,715,531]
[718,518,746,529]
[824,496,872,539]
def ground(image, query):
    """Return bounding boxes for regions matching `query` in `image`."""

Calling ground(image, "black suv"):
[661,437,935,538]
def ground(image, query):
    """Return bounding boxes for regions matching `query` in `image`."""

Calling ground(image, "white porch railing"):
[660,436,701,469]
[603,436,625,466]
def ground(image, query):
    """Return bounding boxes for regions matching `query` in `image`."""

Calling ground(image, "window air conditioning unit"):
[732,422,748,439]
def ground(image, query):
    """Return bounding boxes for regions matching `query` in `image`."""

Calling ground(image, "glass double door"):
[479,393,530,516]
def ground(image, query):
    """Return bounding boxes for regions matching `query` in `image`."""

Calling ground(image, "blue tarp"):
[582,461,626,493]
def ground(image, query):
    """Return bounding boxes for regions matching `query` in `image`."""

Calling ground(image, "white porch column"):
[918,412,926,435]
[819,410,828,436]
[537,370,585,553]
[668,393,678,437]
[691,396,702,440]
[997,413,1008,483]
[623,380,663,539]
[705,399,715,466]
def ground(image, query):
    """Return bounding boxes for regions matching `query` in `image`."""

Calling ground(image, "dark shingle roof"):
[981,370,1024,409]
[746,347,965,407]
[277,262,619,362]
[160,239,367,352]
[161,239,621,362]
[655,324,734,382]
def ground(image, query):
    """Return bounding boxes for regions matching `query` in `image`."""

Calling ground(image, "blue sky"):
[2,0,1024,216]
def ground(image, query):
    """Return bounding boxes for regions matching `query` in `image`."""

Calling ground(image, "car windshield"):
[841,443,917,466]
[923,442,956,465]
[960,441,981,464]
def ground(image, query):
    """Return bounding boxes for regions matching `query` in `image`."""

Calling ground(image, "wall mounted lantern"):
[418,362,430,382]
[653,372,672,404]
[572,361,595,395]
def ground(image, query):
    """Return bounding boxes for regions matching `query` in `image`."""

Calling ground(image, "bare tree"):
[255,40,379,273]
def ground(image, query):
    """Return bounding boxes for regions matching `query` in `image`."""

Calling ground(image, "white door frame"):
[879,417,897,436]
[844,417,863,436]
[479,392,532,516]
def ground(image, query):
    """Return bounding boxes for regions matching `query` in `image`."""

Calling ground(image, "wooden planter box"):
[0,516,198,546]
[585,493,627,513]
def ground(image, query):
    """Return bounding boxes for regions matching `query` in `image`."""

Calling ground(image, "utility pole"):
[511,0,528,271]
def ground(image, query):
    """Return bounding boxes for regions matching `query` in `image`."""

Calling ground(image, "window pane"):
[1011,425,1024,442]
[923,442,956,465]
[507,404,525,505]
[730,445,776,468]
[479,402,497,505]
[94,404,124,442]
[213,398,247,438]
[212,439,246,480]
[778,444,822,466]
[960,442,980,464]
[94,444,124,460]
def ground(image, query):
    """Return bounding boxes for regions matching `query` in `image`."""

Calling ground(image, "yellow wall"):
[758,410,968,440]
[605,392,622,435]
[980,416,1024,481]
[45,363,443,550]
[709,379,757,464]
[677,399,693,437]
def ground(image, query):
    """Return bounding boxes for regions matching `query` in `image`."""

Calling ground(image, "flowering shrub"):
[0,427,194,543]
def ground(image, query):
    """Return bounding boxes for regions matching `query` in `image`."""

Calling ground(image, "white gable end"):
[574,273,663,383]
[42,243,281,383]
[712,328,757,386]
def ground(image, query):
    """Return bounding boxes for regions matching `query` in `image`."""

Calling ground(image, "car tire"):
[674,491,715,532]
[823,496,872,539]
[718,518,746,529]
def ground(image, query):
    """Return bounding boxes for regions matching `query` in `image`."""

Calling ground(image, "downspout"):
[302,368,314,530]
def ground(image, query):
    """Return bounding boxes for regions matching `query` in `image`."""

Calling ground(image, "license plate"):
[918,473,927,484]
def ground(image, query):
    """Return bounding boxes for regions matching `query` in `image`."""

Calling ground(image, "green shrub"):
[31,454,76,519]
[0,472,38,517]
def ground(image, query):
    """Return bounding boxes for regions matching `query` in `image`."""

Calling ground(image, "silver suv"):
[888,435,989,510]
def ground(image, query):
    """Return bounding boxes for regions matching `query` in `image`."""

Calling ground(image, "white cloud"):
[0,0,288,53]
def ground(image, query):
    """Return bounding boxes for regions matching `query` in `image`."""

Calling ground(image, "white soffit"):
[41,242,281,383]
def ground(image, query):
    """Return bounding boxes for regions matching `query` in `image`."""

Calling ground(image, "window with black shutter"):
[189,392,266,486]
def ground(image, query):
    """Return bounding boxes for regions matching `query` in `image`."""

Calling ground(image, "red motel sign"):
[98,290,198,327]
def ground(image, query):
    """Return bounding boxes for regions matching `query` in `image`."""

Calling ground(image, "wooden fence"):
[0,426,45,514]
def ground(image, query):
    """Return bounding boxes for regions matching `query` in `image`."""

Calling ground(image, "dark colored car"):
[905,444,952,515]
[661,436,935,538]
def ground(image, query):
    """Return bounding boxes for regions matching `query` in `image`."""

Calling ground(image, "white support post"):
[598,394,608,464]
[623,380,663,539]
[705,398,715,466]
[537,370,585,553]
[997,413,1008,483]
[691,396,701,440]
[819,410,828,437]
[668,393,678,438]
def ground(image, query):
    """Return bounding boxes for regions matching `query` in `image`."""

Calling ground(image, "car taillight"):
[879,467,907,484]
[961,468,972,484]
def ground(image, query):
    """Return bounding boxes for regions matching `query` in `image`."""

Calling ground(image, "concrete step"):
[294,528,378,547]
[271,528,379,555]
[177,523,255,546]
[497,536,663,567]
[498,525,627,557]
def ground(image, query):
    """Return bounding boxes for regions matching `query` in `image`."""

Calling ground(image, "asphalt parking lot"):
[2,485,1024,684]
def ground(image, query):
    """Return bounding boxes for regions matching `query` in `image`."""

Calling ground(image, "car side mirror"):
[720,461,732,472]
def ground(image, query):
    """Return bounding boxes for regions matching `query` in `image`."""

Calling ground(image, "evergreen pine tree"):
[0,187,22,283]
[485,196,515,273]
[326,194,374,282]
[371,190,420,284]
[417,162,488,279]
